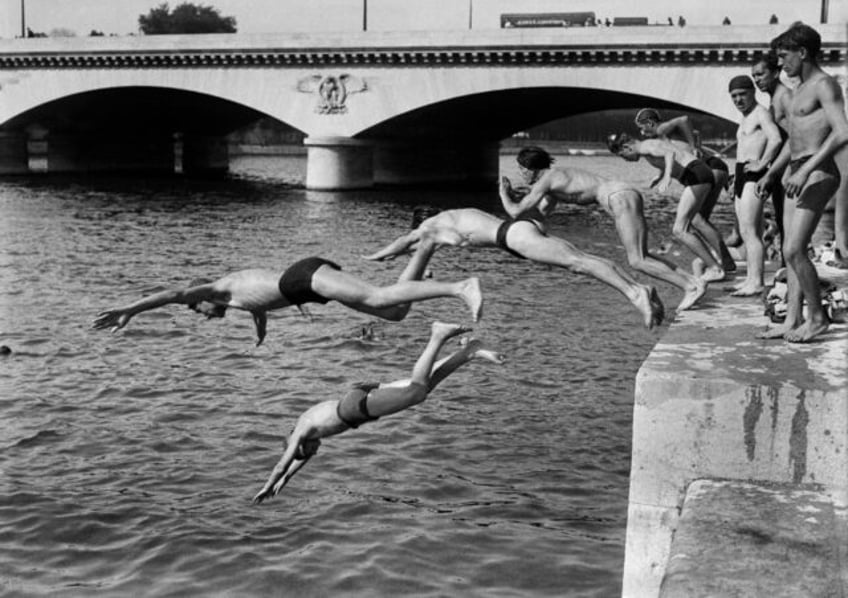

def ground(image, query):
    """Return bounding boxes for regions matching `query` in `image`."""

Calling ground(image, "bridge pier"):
[0,131,28,174]
[180,134,229,177]
[305,136,374,190]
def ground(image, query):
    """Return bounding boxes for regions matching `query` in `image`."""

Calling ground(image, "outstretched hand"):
[92,309,132,333]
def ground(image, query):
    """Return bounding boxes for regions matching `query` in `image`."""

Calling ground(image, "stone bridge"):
[0,25,844,188]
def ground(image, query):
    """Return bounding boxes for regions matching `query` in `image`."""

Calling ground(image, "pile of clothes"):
[763,273,848,324]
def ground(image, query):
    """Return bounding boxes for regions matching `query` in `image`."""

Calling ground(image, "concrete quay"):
[622,263,848,597]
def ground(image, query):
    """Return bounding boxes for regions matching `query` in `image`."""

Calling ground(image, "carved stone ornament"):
[296,74,368,114]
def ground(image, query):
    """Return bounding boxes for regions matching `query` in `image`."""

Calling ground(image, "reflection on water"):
[0,154,732,597]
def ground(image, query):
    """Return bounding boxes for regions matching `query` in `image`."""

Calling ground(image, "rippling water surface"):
[0,154,734,597]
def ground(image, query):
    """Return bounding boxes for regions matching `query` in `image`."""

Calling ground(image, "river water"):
[0,153,735,597]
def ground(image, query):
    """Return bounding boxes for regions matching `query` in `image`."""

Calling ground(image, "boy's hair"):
[771,22,821,57]
[754,49,780,72]
[634,108,661,125]
[606,132,633,154]
[516,146,554,171]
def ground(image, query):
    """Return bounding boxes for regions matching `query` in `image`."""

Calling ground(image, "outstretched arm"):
[252,433,318,504]
[92,282,221,333]
[362,230,420,261]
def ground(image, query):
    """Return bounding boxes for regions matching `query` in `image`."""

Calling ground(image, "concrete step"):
[659,479,846,598]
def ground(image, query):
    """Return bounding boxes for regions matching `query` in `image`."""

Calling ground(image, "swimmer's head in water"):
[607,133,638,160]
[516,147,554,171]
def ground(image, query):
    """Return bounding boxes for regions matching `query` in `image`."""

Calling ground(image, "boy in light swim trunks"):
[364,207,664,329]
[500,146,705,310]
[757,23,848,342]
[252,321,504,502]
[608,133,727,283]
[93,250,483,346]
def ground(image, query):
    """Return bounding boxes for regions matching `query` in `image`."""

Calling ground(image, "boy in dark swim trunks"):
[728,74,783,296]
[251,321,505,503]
[634,109,735,272]
[608,133,727,282]
[364,206,664,329]
[757,23,848,342]
[93,250,483,346]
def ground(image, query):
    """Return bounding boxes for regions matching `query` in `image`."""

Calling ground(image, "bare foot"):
[432,321,472,342]
[730,285,765,298]
[757,322,795,339]
[632,285,662,329]
[461,338,507,365]
[701,266,726,283]
[784,320,829,343]
[678,279,706,311]
[458,277,483,322]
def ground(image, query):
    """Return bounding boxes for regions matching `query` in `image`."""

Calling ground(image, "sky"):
[0,0,844,38]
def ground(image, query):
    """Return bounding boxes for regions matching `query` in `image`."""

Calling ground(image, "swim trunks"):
[336,382,381,428]
[677,160,715,187]
[278,257,341,306]
[788,155,840,209]
[495,217,542,259]
[733,162,765,199]
[705,156,729,172]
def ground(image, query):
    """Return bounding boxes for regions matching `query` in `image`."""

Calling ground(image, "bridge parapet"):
[0,25,844,69]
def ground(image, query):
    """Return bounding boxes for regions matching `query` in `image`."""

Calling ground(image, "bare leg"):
[610,194,705,310]
[314,267,483,322]
[364,322,470,417]
[363,230,421,261]
[759,198,803,339]
[783,201,830,342]
[507,223,663,329]
[731,182,766,296]
[833,146,848,264]
[674,185,725,281]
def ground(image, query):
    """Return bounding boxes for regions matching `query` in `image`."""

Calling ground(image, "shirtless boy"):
[363,201,664,329]
[728,74,783,296]
[500,146,705,310]
[757,23,848,342]
[608,133,726,282]
[252,321,504,502]
[93,249,483,346]
[751,51,792,264]
[634,109,735,271]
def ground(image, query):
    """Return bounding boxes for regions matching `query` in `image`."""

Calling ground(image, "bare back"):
[421,208,504,247]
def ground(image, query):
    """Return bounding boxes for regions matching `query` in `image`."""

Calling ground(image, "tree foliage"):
[138,3,237,34]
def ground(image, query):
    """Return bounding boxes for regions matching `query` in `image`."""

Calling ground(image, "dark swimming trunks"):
[278,257,341,306]
[336,382,381,428]
[677,160,715,187]
[495,217,541,259]
[788,155,840,209]
[733,162,765,199]
[705,156,729,173]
